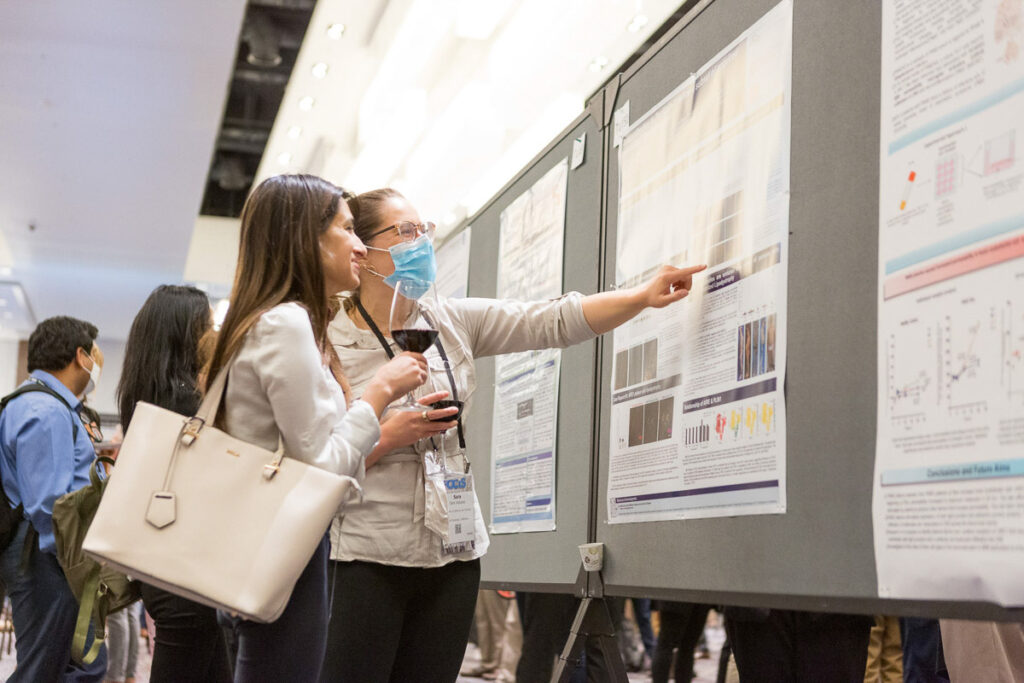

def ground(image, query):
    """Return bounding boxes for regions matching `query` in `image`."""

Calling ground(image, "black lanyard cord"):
[351,297,466,450]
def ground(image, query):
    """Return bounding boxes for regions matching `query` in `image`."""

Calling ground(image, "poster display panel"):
[490,159,569,533]
[436,227,472,300]
[874,0,1024,605]
[607,0,792,523]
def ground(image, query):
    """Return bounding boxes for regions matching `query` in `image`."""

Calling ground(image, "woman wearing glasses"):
[321,187,705,683]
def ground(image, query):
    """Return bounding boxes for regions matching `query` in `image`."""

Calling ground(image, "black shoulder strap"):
[1,383,79,441]
[353,297,467,451]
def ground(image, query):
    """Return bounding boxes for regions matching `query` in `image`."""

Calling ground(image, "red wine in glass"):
[392,328,438,353]
[429,399,463,422]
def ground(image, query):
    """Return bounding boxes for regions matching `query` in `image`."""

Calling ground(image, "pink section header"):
[884,233,1024,299]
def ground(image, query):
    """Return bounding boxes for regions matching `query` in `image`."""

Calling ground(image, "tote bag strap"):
[161,362,286,496]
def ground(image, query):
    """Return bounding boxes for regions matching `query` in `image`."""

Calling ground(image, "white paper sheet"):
[606,0,792,524]
[435,227,472,300]
[874,0,1024,605]
[490,159,569,533]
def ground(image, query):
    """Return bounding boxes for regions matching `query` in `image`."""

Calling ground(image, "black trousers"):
[515,592,618,683]
[320,558,480,683]
[139,584,232,683]
[724,608,872,683]
[651,602,711,683]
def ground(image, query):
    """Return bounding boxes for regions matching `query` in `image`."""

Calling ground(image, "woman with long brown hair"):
[205,174,428,681]
[322,187,705,682]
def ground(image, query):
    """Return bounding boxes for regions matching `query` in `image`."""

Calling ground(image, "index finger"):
[670,263,707,276]
[416,390,450,405]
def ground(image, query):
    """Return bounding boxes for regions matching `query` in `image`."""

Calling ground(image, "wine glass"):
[389,278,438,411]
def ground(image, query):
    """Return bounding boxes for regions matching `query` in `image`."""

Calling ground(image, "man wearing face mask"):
[0,315,107,682]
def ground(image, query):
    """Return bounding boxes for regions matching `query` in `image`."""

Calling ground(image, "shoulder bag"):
[82,362,360,623]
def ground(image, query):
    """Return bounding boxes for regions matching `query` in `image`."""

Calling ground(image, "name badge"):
[442,472,476,555]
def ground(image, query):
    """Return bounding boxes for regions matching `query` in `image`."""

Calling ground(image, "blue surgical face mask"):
[367,234,437,296]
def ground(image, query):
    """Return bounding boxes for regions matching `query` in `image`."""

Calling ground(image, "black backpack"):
[0,382,80,553]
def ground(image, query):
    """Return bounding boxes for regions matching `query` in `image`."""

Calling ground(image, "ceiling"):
[0,0,247,339]
[253,0,686,233]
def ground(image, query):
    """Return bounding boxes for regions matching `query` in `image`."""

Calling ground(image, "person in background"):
[322,186,706,682]
[900,617,949,683]
[0,316,107,681]
[863,615,902,683]
[631,598,657,668]
[104,599,141,683]
[461,589,513,679]
[651,601,712,683]
[204,174,427,681]
[940,619,1024,682]
[116,284,233,683]
[724,607,873,682]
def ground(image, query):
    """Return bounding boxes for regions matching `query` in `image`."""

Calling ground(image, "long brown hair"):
[203,174,350,393]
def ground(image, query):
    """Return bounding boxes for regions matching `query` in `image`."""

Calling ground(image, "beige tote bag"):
[83,363,359,623]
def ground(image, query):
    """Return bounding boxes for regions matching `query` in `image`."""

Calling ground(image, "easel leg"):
[552,597,629,683]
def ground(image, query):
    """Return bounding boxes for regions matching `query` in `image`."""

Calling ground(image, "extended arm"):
[580,264,707,334]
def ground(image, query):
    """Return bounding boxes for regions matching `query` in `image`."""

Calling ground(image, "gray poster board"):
[456,0,1023,619]
[465,111,604,591]
[595,0,1022,620]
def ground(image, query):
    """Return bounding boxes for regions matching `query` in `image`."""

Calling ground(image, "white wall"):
[89,337,125,419]
[0,338,19,396]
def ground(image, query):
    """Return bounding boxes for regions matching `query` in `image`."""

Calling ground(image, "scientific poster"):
[606,0,791,523]
[435,226,471,300]
[490,159,568,533]
[874,0,1024,605]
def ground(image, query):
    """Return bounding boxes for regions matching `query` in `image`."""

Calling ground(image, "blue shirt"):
[0,370,96,554]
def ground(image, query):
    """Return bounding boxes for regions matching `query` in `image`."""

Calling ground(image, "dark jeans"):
[652,602,711,683]
[221,534,331,683]
[321,558,480,683]
[0,520,106,682]
[631,598,656,657]
[724,608,872,683]
[900,617,950,683]
[139,583,232,683]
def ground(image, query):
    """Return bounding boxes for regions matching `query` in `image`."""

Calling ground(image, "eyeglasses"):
[366,221,436,243]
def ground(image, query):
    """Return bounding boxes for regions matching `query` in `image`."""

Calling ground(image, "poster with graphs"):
[874,0,1024,605]
[606,1,791,523]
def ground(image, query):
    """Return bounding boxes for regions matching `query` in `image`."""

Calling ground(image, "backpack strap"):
[1,383,80,441]
[70,563,104,664]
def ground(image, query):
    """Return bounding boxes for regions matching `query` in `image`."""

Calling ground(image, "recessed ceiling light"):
[627,14,649,32]
[287,125,302,139]
[326,23,346,40]
[0,267,11,277]
[298,96,315,111]
[588,56,609,72]
[311,62,329,79]
[277,152,292,165]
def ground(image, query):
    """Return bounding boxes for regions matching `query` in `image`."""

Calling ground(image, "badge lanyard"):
[352,297,467,454]
[354,297,476,554]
